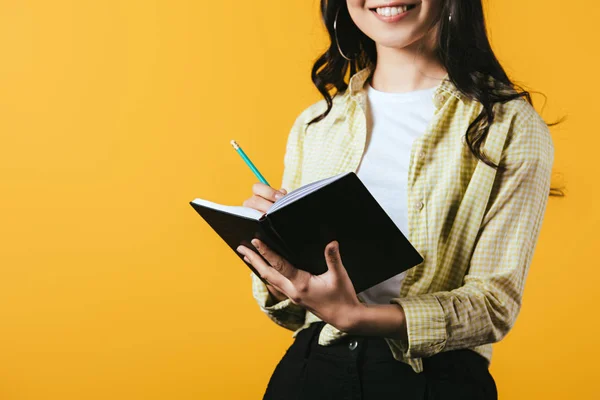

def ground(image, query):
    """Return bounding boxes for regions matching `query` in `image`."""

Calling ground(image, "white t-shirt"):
[356,80,437,305]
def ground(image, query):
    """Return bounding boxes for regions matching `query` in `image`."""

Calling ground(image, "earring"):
[334,7,355,61]
[448,13,452,22]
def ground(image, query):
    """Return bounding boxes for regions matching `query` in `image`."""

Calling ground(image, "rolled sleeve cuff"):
[251,272,305,330]
[390,294,447,359]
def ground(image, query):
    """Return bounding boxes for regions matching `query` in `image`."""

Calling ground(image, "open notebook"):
[190,172,351,221]
[189,172,423,293]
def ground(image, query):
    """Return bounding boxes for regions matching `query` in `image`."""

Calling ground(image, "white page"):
[191,198,264,220]
[191,172,351,219]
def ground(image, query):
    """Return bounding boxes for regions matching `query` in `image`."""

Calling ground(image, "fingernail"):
[251,239,259,247]
[274,192,283,200]
[236,246,244,254]
[328,242,338,254]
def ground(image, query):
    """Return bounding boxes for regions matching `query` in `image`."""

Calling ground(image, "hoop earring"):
[334,7,356,61]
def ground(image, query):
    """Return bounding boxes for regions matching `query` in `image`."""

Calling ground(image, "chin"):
[370,34,417,49]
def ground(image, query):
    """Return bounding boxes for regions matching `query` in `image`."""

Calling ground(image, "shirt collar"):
[344,64,466,109]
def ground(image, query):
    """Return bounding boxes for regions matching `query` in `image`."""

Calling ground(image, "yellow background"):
[0,1,596,398]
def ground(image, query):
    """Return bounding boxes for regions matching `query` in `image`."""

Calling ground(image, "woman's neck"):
[370,40,447,93]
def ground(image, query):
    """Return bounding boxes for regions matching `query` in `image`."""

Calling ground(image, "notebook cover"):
[265,172,424,294]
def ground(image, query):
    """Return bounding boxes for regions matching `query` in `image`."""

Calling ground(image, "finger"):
[244,254,288,296]
[251,239,299,282]
[279,188,288,195]
[253,239,312,305]
[242,196,274,213]
[237,245,295,295]
[265,281,288,302]
[252,182,286,202]
[324,241,345,277]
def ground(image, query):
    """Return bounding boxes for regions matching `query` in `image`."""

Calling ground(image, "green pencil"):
[230,140,270,186]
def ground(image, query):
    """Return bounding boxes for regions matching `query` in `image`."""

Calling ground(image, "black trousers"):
[263,321,497,400]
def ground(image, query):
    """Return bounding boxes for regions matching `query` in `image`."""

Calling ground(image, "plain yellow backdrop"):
[0,0,597,398]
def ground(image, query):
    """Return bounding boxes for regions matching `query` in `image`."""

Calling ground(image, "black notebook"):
[189,172,423,294]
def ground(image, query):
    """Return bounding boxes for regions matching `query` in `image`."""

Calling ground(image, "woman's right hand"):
[242,183,287,214]
[243,183,289,303]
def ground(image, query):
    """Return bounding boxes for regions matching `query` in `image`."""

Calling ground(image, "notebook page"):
[191,198,264,220]
[268,172,351,214]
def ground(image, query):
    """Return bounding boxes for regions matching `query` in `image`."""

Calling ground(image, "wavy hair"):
[306,0,565,197]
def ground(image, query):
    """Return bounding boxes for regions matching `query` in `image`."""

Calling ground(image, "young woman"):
[236,0,557,399]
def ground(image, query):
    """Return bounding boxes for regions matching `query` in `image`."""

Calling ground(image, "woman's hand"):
[242,183,287,214]
[242,183,288,302]
[236,239,365,332]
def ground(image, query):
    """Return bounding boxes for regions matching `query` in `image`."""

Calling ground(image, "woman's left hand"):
[237,239,364,332]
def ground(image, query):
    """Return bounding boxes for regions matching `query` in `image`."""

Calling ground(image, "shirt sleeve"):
[251,272,306,331]
[388,106,555,359]
[249,106,311,331]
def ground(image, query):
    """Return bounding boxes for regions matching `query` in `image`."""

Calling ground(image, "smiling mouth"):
[369,4,418,17]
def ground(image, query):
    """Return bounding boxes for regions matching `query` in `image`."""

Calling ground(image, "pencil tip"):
[230,140,239,149]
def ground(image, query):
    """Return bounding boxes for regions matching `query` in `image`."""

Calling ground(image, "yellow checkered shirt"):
[251,64,554,373]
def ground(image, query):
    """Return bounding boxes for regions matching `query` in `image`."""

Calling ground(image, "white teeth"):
[375,6,409,16]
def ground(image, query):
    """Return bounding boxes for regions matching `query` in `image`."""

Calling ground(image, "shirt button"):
[348,339,358,351]
[434,92,446,105]
[415,201,424,210]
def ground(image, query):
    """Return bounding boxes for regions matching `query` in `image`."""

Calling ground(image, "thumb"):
[324,241,344,276]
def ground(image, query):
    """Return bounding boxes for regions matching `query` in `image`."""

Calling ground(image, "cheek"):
[346,3,373,34]
[346,0,366,21]
[346,0,364,8]
[425,0,443,8]
[420,0,443,23]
